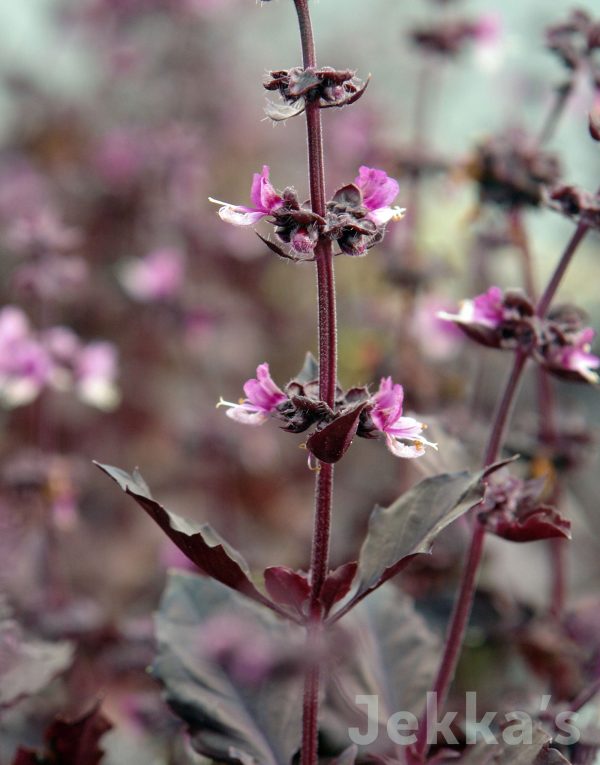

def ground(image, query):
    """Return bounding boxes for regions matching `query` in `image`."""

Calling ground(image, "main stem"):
[293,2,337,764]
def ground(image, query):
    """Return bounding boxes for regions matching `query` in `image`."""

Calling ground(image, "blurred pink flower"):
[0,306,52,408]
[354,166,405,225]
[43,327,121,410]
[438,285,506,329]
[370,377,437,459]
[209,166,283,226]
[411,295,464,361]
[119,247,184,302]
[218,362,287,425]
[545,326,600,384]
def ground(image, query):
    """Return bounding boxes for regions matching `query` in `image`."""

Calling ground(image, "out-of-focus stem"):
[292,2,338,764]
[536,80,575,147]
[509,208,536,301]
[536,222,589,317]
[416,212,592,759]
[414,350,528,757]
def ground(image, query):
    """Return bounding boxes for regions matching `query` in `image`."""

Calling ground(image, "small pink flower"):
[218,362,287,425]
[438,285,505,329]
[119,247,184,302]
[354,166,405,225]
[370,377,437,459]
[209,166,283,226]
[548,326,600,384]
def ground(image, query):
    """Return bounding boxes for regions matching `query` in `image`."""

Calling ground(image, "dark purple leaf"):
[306,402,368,464]
[333,463,510,618]
[320,562,358,615]
[484,505,571,542]
[95,463,273,609]
[264,566,310,613]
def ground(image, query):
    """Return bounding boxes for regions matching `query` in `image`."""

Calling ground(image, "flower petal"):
[225,405,269,426]
[385,434,429,459]
[217,205,266,226]
[367,206,406,225]
[355,166,400,210]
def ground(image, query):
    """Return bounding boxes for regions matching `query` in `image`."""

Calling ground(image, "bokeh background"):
[1,1,599,762]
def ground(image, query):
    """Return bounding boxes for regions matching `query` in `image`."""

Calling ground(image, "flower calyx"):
[218,357,436,464]
[264,66,370,122]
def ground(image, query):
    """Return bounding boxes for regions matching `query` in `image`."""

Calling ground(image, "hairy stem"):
[292,2,338,764]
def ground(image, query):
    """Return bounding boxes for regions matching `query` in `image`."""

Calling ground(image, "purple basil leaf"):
[306,402,368,464]
[12,703,112,765]
[0,618,73,709]
[153,572,303,765]
[264,566,310,613]
[335,465,507,616]
[95,463,271,608]
[320,562,358,616]
[485,506,571,542]
[323,585,440,756]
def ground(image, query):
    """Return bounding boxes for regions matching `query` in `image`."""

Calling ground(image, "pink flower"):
[0,306,52,408]
[370,377,437,459]
[119,247,184,302]
[218,362,287,425]
[209,166,283,226]
[438,286,505,329]
[410,295,464,361]
[547,326,600,384]
[354,166,405,225]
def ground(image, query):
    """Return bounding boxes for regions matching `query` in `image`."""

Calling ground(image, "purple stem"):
[536,221,589,317]
[292,2,338,764]
[414,350,528,757]
[535,79,576,147]
[416,212,591,759]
